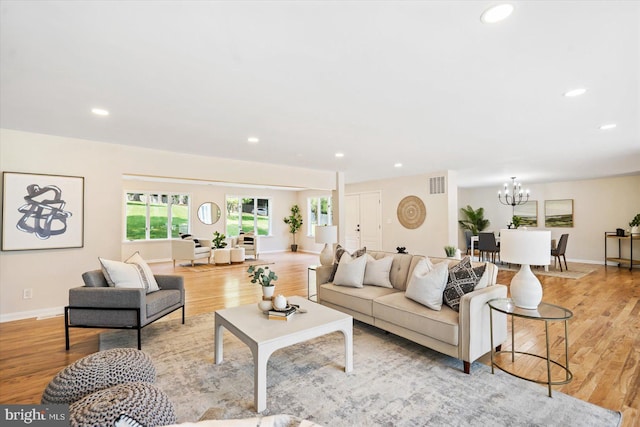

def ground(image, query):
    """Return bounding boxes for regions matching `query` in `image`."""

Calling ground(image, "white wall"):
[0,129,335,321]
[346,171,457,257]
[458,175,640,263]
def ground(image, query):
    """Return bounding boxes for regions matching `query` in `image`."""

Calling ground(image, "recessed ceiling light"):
[599,123,617,130]
[394,163,403,168]
[563,88,587,97]
[480,4,514,23]
[91,108,109,116]
[247,137,259,143]
[335,152,344,158]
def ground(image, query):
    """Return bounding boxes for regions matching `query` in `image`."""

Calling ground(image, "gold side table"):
[488,298,573,397]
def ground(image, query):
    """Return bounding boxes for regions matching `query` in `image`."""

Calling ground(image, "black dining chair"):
[464,230,473,255]
[478,232,500,263]
[551,234,569,271]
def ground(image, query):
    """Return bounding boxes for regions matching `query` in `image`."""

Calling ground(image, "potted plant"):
[283,204,303,252]
[511,215,522,229]
[630,213,640,234]
[444,245,457,258]
[458,205,490,235]
[212,231,227,249]
[247,265,278,298]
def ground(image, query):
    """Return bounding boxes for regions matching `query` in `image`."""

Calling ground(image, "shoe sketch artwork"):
[16,184,72,240]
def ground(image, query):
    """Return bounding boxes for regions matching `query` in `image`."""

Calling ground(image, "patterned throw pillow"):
[443,257,486,312]
[329,244,367,282]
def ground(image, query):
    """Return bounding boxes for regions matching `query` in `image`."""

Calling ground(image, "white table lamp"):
[500,229,551,309]
[315,225,337,266]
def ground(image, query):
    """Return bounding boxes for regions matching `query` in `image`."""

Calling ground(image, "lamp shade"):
[315,225,337,244]
[500,230,551,266]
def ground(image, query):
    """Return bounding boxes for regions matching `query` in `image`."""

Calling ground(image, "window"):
[308,196,332,236]
[226,196,271,236]
[125,192,190,241]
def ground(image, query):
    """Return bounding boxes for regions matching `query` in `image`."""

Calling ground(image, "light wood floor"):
[0,252,638,426]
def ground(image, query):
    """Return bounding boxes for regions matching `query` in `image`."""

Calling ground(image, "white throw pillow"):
[474,262,494,290]
[99,253,159,293]
[405,260,450,311]
[363,255,393,288]
[126,251,160,293]
[333,254,367,288]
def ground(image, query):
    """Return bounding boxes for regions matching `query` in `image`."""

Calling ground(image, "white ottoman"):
[214,248,231,265]
[230,247,245,263]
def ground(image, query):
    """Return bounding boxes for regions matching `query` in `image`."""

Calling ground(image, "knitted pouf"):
[42,348,156,404]
[69,382,177,427]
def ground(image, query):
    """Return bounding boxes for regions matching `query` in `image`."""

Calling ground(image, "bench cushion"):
[373,292,460,346]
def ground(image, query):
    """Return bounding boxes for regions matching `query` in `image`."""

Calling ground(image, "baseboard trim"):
[1,306,64,323]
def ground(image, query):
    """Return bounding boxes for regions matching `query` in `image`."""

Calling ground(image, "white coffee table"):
[214,295,353,412]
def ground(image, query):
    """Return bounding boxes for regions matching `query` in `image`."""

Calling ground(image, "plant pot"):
[291,244,298,252]
[631,226,639,235]
[262,285,275,299]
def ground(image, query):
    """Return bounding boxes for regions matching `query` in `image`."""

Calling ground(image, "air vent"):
[429,176,446,194]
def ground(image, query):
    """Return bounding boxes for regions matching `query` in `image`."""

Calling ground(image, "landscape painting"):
[545,199,574,228]
[514,200,538,227]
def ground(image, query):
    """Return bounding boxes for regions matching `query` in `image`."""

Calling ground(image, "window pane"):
[256,198,269,236]
[320,197,331,225]
[126,193,147,240]
[241,197,255,233]
[225,197,238,236]
[309,198,318,236]
[171,194,189,238]
[149,194,169,239]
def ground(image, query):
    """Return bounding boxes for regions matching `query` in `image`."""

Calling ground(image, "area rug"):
[100,313,621,427]
[177,259,274,273]
[497,263,596,280]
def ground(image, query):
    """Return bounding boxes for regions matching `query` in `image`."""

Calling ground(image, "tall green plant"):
[283,204,303,245]
[458,205,490,235]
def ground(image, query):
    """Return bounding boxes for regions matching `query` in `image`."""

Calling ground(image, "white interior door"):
[344,195,360,253]
[360,192,381,250]
[344,192,382,252]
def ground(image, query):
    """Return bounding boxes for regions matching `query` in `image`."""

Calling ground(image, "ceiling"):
[1,1,638,188]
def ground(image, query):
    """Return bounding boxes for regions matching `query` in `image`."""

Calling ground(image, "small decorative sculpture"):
[396,246,407,254]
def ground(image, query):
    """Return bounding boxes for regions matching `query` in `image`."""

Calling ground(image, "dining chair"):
[551,234,569,271]
[464,230,473,255]
[478,232,500,263]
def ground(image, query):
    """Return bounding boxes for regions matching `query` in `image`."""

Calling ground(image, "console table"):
[604,232,639,271]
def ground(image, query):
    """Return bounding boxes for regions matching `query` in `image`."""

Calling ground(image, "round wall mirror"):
[197,202,221,225]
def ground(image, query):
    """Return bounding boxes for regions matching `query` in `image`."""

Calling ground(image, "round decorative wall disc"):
[397,196,426,229]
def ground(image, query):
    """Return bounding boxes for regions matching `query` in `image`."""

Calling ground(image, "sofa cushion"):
[99,258,157,293]
[373,292,460,346]
[329,245,367,282]
[405,260,449,310]
[146,289,182,318]
[320,283,399,317]
[367,251,416,291]
[125,252,160,293]
[443,257,486,312]
[333,254,367,288]
[363,255,393,288]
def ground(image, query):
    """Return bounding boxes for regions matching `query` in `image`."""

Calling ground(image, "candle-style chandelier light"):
[498,177,530,208]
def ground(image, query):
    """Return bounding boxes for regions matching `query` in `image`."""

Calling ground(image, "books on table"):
[267,305,298,321]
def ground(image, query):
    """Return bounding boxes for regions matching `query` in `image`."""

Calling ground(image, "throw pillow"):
[405,261,450,310]
[443,257,487,312]
[329,244,367,282]
[99,253,160,294]
[333,253,367,288]
[125,251,160,293]
[363,255,393,288]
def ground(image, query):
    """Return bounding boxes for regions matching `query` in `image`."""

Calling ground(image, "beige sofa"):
[317,251,507,374]
[171,238,213,268]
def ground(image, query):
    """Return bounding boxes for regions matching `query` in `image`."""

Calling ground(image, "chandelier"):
[498,177,530,207]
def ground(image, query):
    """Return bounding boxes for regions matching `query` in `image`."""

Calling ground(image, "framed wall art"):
[513,200,538,227]
[544,199,574,228]
[2,172,84,251]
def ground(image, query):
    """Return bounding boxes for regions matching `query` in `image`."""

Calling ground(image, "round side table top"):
[488,298,573,320]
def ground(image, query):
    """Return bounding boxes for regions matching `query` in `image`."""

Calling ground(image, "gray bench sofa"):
[317,251,507,373]
[65,270,185,350]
